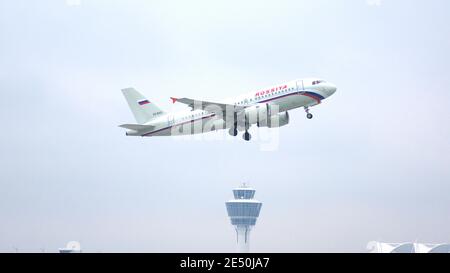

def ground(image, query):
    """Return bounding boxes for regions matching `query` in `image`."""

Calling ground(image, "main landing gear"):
[228,127,251,141]
[242,114,251,141]
[228,127,238,136]
[228,114,252,141]
[228,112,239,137]
[305,107,313,119]
[243,131,251,141]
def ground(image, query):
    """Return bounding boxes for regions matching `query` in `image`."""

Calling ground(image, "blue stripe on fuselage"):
[141,114,216,136]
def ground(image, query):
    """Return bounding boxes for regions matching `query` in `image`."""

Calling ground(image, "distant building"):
[414,243,450,253]
[367,241,450,253]
[367,241,414,253]
[59,241,82,253]
[225,184,262,253]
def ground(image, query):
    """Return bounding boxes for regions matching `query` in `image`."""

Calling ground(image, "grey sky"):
[0,0,449,252]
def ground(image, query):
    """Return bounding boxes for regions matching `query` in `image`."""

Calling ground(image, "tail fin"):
[121,88,165,124]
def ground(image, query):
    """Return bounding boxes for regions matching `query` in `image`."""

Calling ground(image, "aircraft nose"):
[327,83,337,96]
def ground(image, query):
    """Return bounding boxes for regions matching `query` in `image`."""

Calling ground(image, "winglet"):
[170,97,178,104]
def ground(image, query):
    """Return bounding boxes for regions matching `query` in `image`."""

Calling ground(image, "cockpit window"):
[312,80,326,85]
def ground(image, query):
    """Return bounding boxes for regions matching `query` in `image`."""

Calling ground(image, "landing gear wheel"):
[243,131,251,141]
[304,106,313,119]
[229,128,238,136]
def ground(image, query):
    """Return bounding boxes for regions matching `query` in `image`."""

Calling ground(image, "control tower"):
[225,184,262,253]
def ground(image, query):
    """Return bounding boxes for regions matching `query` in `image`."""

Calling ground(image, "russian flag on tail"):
[138,99,150,106]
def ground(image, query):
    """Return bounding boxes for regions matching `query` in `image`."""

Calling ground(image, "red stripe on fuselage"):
[258,91,322,104]
[301,93,321,104]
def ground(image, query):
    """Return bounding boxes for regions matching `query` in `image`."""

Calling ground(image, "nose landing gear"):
[305,107,313,119]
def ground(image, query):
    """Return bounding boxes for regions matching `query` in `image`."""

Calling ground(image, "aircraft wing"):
[171,97,246,116]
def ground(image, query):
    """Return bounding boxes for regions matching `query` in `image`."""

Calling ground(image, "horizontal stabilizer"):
[119,124,155,131]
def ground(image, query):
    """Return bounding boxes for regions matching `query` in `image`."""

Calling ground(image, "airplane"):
[119,78,337,141]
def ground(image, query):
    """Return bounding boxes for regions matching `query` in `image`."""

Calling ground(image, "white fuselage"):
[136,78,336,137]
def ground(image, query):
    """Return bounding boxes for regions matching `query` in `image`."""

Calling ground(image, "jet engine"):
[244,104,289,128]
[265,111,289,128]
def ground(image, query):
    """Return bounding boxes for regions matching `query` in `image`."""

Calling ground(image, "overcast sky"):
[0,0,449,252]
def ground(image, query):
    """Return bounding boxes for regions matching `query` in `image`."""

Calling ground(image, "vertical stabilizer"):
[121,88,165,124]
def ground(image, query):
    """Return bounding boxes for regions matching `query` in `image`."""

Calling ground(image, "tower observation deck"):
[225,184,262,253]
